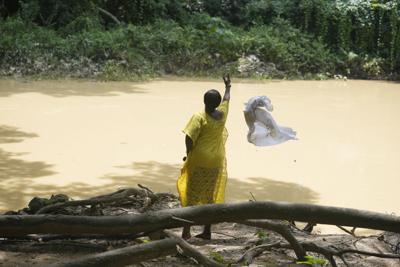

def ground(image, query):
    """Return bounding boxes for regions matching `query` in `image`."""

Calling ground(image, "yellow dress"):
[177,100,229,207]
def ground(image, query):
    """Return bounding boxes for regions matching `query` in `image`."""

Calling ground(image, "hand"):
[223,74,231,88]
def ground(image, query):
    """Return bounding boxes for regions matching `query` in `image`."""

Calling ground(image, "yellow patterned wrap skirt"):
[177,100,229,207]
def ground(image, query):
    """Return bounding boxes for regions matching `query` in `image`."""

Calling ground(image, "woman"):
[177,75,231,240]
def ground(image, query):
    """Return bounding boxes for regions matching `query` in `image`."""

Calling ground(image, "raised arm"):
[222,74,231,101]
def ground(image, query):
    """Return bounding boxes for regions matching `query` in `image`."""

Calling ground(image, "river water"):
[0,78,399,229]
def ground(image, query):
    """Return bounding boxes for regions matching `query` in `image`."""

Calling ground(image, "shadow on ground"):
[99,161,319,204]
[1,157,319,212]
[0,79,146,97]
[0,125,38,143]
[0,125,56,210]
[0,125,318,211]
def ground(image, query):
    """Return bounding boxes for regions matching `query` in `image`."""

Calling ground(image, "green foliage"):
[100,0,188,25]
[0,14,339,79]
[62,15,103,35]
[256,229,268,239]
[296,255,328,266]
[255,229,269,244]
[209,251,226,263]
[18,0,98,28]
[0,0,399,79]
[244,18,335,76]
[19,0,40,22]
[363,56,384,76]
[242,0,400,76]
[244,0,284,26]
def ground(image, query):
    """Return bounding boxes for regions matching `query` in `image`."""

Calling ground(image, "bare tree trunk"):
[1,201,400,237]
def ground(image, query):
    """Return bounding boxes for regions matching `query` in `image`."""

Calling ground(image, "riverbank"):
[0,16,330,81]
[1,1,400,82]
[1,187,399,267]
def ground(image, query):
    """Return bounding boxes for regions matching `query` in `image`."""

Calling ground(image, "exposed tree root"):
[1,187,400,266]
[241,219,307,261]
[163,230,224,267]
[45,238,177,267]
[240,240,400,267]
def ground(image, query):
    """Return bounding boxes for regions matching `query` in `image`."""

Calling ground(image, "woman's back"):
[189,101,229,167]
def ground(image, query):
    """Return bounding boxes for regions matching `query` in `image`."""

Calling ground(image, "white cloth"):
[244,96,297,146]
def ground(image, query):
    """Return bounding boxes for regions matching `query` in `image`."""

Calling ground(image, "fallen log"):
[1,201,400,237]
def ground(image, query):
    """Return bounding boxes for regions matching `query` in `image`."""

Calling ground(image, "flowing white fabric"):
[244,96,297,146]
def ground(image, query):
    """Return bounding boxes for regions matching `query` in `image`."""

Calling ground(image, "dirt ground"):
[1,188,399,267]
[1,223,399,267]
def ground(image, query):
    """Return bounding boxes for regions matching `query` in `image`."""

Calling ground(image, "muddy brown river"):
[0,78,399,232]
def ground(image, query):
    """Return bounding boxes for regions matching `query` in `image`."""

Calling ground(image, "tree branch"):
[241,219,307,261]
[2,201,400,238]
[236,241,281,264]
[97,7,121,25]
[264,241,400,267]
[163,230,224,267]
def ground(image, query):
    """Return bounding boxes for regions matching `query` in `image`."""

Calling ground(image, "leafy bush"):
[62,15,104,35]
[243,19,335,76]
[0,0,398,80]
